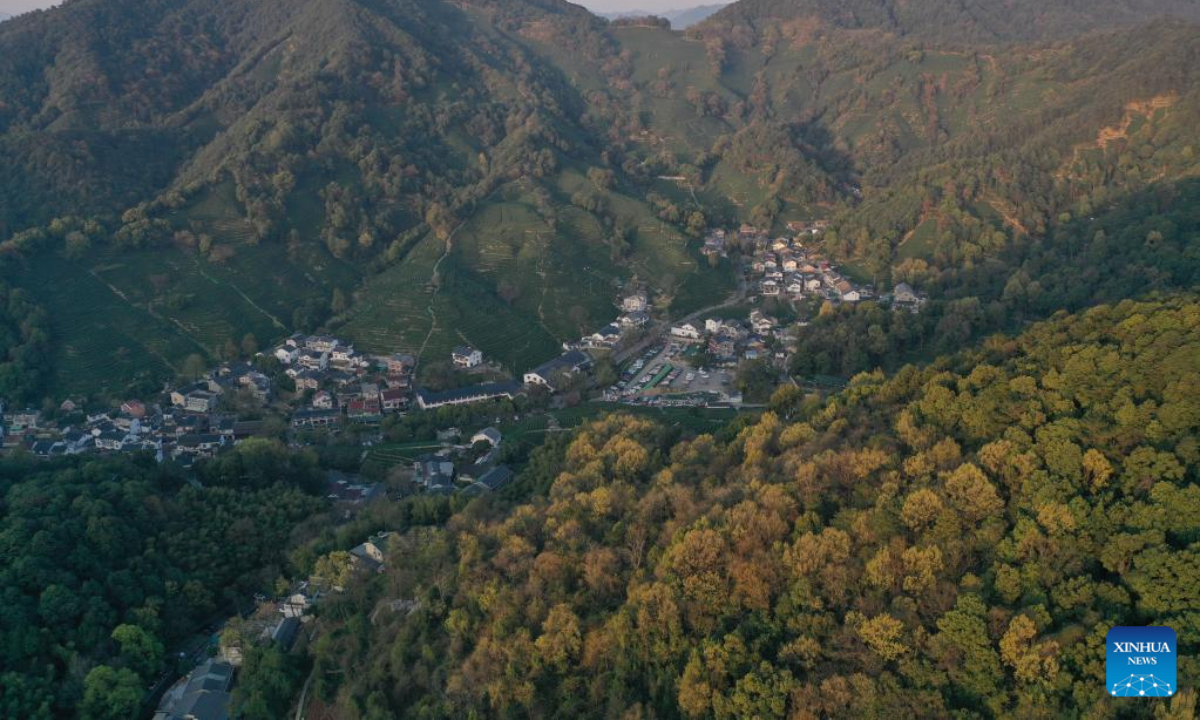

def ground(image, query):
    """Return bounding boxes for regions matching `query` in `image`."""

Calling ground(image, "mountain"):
[0,0,727,397]
[697,0,1200,43]
[600,3,728,29]
[0,0,1199,403]
[664,3,726,28]
[304,293,1200,716]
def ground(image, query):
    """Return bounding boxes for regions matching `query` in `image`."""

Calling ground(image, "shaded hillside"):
[0,0,731,396]
[697,0,1200,44]
[307,295,1200,716]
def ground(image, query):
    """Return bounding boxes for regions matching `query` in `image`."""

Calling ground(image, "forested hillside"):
[0,0,1198,402]
[0,441,326,718]
[698,0,1200,43]
[307,295,1200,717]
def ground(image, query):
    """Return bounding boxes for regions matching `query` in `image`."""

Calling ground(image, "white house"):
[523,351,592,391]
[670,323,701,341]
[274,346,299,364]
[452,346,483,368]
[587,324,623,347]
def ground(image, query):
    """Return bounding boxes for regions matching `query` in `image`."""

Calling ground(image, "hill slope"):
[1,0,1200,400]
[308,294,1200,716]
[698,0,1200,43]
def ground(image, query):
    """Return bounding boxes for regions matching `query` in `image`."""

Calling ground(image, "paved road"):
[613,279,747,365]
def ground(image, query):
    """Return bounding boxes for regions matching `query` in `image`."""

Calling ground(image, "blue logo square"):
[1107,626,1177,697]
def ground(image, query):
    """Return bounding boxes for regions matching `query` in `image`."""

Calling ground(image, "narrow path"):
[416,222,464,364]
[87,269,200,369]
[189,260,288,330]
[293,667,314,720]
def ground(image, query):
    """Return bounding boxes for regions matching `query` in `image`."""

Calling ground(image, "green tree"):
[80,666,141,720]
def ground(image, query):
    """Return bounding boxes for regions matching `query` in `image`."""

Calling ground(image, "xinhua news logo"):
[1107,626,1177,697]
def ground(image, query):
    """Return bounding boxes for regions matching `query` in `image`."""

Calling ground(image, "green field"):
[339,173,730,375]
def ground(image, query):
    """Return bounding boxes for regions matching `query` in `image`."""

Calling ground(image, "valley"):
[0,0,1199,718]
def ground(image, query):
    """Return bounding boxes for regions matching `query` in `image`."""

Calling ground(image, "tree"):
[112,623,163,679]
[312,551,355,590]
[331,288,348,314]
[855,613,908,661]
[80,666,141,720]
[241,333,259,357]
[232,645,305,720]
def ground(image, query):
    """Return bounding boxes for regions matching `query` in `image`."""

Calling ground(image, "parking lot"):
[608,340,736,405]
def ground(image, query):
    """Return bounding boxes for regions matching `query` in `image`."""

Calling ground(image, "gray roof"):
[415,381,520,406]
[529,350,591,378]
[473,427,502,445]
[477,465,514,491]
[157,660,233,720]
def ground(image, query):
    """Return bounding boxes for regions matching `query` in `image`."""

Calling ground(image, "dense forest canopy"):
[0,1,1198,718]
[0,440,325,718]
[309,295,1200,717]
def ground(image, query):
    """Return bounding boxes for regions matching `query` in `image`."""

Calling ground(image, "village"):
[0,220,931,720]
[0,221,926,476]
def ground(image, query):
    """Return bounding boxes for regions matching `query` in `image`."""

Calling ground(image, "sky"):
[0,0,710,18]
[0,0,57,15]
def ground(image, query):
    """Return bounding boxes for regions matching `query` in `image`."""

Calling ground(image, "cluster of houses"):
[742,229,870,304]
[564,290,652,352]
[1,366,272,465]
[669,309,795,368]
[412,425,514,495]
[276,333,416,428]
[712,223,927,311]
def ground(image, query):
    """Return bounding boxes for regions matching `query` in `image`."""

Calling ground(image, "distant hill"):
[600,3,727,28]
[698,0,1200,43]
[0,13,10,22]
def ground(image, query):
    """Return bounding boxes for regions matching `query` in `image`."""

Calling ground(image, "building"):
[452,346,483,368]
[327,473,384,504]
[350,532,395,572]
[120,399,147,418]
[305,335,338,353]
[381,388,408,412]
[291,408,341,429]
[415,381,521,410]
[586,324,623,348]
[473,465,514,492]
[153,659,234,720]
[619,311,650,328]
[281,585,319,618]
[893,282,920,304]
[523,350,592,391]
[471,427,502,447]
[346,397,382,422]
[387,353,416,375]
[415,456,456,490]
[670,323,701,341]
[622,291,648,313]
[270,617,301,652]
